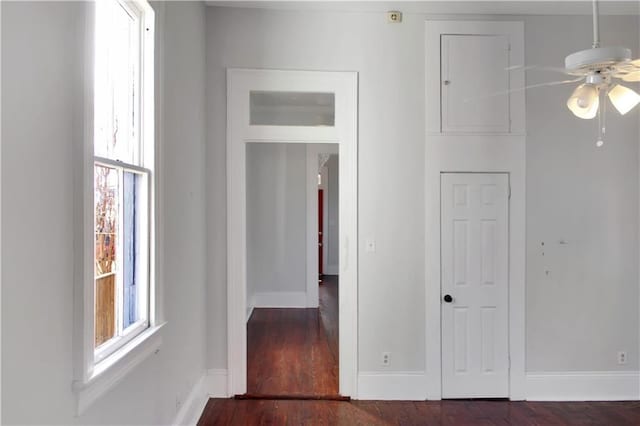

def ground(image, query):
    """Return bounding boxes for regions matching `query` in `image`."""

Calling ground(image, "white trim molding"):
[73,324,164,415]
[227,68,359,397]
[73,0,163,415]
[425,20,525,135]
[173,373,209,426]
[424,20,527,401]
[172,369,230,426]
[526,371,640,401]
[357,372,427,401]
[206,369,229,398]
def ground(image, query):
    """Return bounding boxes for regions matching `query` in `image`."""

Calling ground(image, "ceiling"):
[205,1,640,16]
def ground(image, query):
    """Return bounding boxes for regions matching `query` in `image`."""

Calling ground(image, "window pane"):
[122,171,141,328]
[95,164,119,347]
[94,0,140,163]
[249,91,335,126]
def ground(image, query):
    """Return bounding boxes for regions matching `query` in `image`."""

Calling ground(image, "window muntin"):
[93,0,152,364]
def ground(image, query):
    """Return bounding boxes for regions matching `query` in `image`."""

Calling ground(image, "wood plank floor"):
[199,275,640,424]
[198,399,640,425]
[246,275,339,396]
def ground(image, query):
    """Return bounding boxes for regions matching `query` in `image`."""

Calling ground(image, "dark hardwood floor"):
[198,399,640,425]
[199,275,640,425]
[246,275,339,396]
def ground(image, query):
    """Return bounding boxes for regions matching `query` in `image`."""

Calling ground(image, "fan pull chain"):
[596,87,606,147]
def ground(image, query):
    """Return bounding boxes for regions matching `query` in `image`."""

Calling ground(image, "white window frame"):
[93,158,151,364]
[73,0,163,415]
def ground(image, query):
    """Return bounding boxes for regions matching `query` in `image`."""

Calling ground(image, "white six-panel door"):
[441,173,509,398]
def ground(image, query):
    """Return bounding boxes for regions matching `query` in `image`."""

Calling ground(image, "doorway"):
[245,143,340,396]
[318,188,324,278]
[226,69,358,397]
[440,173,510,398]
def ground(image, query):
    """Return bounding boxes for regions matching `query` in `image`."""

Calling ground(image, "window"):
[93,0,154,363]
[74,0,156,413]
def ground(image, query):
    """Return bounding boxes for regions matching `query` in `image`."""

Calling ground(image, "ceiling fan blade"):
[506,64,571,74]
[614,58,640,72]
[621,71,640,82]
[463,77,584,103]
[613,59,640,81]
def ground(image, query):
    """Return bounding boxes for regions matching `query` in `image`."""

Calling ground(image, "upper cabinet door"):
[441,34,510,134]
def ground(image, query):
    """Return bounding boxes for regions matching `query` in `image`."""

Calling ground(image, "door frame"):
[227,69,358,397]
[426,165,525,400]
[318,188,323,275]
[440,172,511,398]
[425,20,526,400]
[306,144,338,306]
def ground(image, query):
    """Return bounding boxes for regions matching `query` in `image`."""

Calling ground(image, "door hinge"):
[508,185,512,200]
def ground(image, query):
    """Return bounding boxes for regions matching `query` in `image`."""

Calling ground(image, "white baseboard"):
[253,291,307,308]
[246,304,255,322]
[173,373,208,426]
[356,371,426,400]
[206,368,229,398]
[172,369,229,425]
[526,371,640,401]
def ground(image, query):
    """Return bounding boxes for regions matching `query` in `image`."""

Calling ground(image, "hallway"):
[246,276,339,396]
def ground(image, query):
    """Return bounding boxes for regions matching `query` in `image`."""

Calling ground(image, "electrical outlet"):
[618,351,627,365]
[366,238,376,253]
[382,352,391,366]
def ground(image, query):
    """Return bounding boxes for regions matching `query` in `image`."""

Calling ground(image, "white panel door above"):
[441,173,509,398]
[441,35,510,134]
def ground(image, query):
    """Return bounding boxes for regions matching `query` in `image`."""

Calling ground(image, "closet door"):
[441,34,511,133]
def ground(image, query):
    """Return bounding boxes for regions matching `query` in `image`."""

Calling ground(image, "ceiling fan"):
[518,0,640,146]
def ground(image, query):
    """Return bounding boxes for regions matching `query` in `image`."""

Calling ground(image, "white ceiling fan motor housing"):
[565,46,632,73]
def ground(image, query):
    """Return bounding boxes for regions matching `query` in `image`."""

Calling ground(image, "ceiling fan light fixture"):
[564,46,632,73]
[607,84,640,115]
[621,71,640,82]
[567,83,599,119]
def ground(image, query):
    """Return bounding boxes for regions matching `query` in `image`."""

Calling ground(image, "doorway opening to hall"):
[245,143,340,397]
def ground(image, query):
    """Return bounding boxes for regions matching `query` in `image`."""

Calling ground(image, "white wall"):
[246,143,307,307]
[524,14,639,372]
[2,1,208,423]
[205,5,640,381]
[326,154,339,275]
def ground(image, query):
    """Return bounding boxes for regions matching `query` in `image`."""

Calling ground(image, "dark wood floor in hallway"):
[197,399,640,425]
[246,275,339,396]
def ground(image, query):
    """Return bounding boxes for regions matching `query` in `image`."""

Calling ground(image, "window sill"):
[73,322,166,415]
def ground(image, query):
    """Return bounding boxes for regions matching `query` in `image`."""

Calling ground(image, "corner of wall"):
[172,369,230,426]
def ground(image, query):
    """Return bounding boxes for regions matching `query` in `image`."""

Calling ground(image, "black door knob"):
[443,294,453,303]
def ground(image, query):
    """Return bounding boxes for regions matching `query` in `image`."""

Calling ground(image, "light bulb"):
[608,84,640,115]
[567,84,599,119]
[596,139,604,147]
